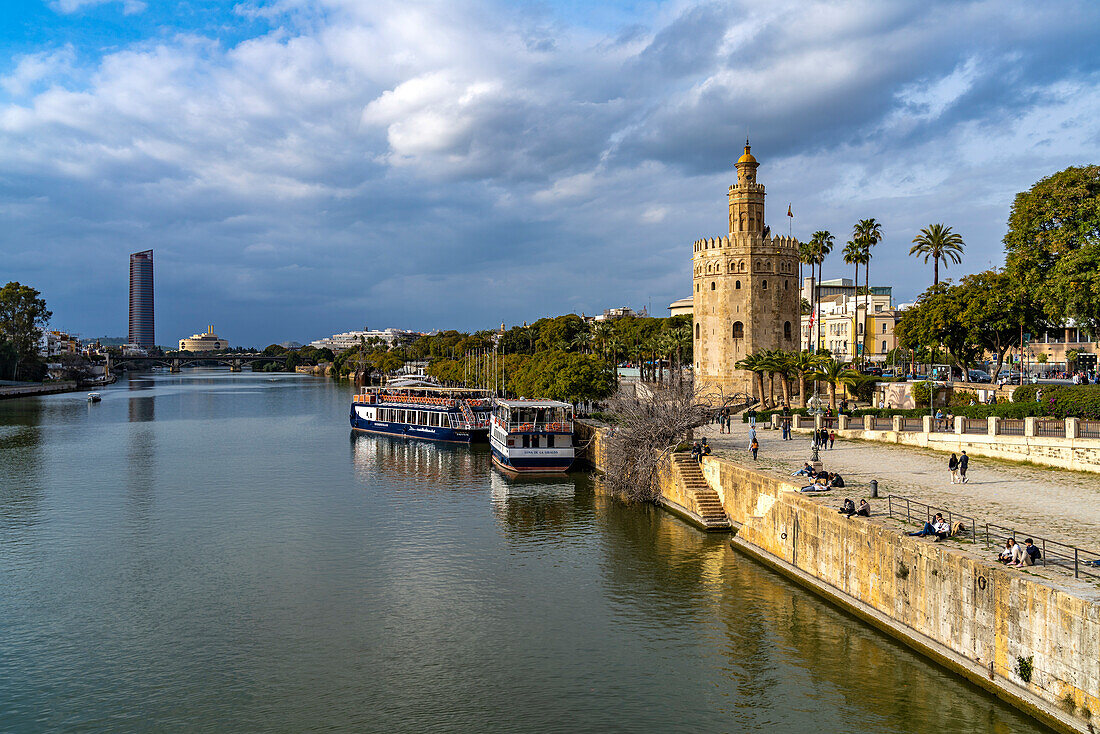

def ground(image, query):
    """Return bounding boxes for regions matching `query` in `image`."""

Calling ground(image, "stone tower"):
[692,143,800,399]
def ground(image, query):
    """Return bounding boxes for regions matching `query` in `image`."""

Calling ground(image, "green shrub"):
[1012,384,1100,419]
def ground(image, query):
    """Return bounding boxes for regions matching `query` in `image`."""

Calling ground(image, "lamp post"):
[807,393,823,470]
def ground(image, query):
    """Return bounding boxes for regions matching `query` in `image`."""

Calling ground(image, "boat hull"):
[490,444,574,473]
[350,413,487,443]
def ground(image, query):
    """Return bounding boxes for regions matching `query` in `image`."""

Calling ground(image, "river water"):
[0,371,1045,733]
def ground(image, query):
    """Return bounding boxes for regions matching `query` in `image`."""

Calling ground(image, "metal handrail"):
[885,494,1100,580]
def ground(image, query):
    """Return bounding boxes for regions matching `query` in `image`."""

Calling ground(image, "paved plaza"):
[704,418,1100,565]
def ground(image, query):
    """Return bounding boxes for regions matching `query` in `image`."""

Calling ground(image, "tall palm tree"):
[852,219,883,367]
[799,239,817,350]
[607,337,624,380]
[812,359,860,411]
[735,352,768,406]
[668,326,690,386]
[790,350,824,408]
[809,231,834,353]
[842,240,868,360]
[909,223,964,285]
[770,349,796,408]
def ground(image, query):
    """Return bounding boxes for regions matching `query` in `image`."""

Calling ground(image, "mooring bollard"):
[870,479,878,498]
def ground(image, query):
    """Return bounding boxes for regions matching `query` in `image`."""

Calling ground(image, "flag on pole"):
[787,204,793,217]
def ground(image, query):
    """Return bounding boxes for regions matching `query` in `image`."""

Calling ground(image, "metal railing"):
[872,417,893,431]
[1081,420,1100,439]
[1036,420,1066,438]
[999,419,1025,436]
[901,417,924,432]
[885,494,1100,580]
[963,418,987,434]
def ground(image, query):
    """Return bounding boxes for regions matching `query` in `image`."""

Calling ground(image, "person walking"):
[828,430,836,450]
[958,451,969,483]
[750,434,759,460]
[948,453,959,483]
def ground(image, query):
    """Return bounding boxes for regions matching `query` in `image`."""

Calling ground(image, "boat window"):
[546,434,555,448]
[522,435,530,448]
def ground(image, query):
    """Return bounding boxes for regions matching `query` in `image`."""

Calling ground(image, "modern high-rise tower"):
[129,250,155,348]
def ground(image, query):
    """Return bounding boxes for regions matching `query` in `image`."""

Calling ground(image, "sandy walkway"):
[703,419,1100,554]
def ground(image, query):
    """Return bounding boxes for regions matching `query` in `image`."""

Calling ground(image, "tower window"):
[784,321,792,340]
[882,340,888,352]
[732,321,744,338]
[735,280,741,290]
[762,280,768,290]
[695,323,700,339]
[695,283,699,292]
[784,280,789,290]
[711,282,716,291]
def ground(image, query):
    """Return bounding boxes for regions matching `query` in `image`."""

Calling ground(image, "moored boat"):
[87,392,101,402]
[489,399,574,473]
[350,383,492,443]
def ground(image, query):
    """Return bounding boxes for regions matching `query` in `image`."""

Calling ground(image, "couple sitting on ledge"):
[998,537,1041,567]
[796,465,844,492]
[837,498,870,517]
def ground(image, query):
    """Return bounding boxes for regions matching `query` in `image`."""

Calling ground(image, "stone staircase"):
[671,454,732,531]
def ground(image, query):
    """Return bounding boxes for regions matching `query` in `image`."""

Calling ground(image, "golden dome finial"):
[737,139,757,166]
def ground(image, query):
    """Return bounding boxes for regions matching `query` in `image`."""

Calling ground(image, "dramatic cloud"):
[1,0,1099,345]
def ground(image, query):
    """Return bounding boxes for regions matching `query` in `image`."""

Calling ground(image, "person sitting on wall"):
[998,538,1018,564]
[907,513,949,541]
[828,472,845,488]
[792,463,815,477]
[856,499,871,517]
[690,441,702,462]
[1021,538,1042,566]
[701,437,712,456]
[838,498,857,517]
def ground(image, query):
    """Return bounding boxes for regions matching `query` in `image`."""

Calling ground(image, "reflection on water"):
[0,371,1052,734]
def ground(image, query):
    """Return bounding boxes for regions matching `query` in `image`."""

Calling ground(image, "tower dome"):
[737,142,757,165]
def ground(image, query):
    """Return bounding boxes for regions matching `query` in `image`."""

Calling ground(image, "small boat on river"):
[489,399,575,473]
[350,382,492,443]
[87,392,101,402]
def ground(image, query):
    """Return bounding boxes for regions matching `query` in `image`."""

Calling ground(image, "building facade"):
[129,250,155,349]
[179,326,228,352]
[309,328,417,352]
[801,293,898,361]
[693,144,800,398]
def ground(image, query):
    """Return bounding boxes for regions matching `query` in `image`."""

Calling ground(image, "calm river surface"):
[0,371,1046,733]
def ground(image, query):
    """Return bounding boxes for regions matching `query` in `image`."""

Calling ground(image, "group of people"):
[812,428,836,450]
[907,513,954,542]
[690,438,712,462]
[947,452,970,483]
[792,463,845,492]
[837,498,871,517]
[998,537,1042,566]
[715,408,734,434]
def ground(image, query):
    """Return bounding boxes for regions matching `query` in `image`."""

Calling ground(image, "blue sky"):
[2,0,1099,347]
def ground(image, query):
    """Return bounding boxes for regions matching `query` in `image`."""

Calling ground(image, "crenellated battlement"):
[692,233,800,254]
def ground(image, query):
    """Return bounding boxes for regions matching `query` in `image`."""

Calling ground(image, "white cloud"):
[1,46,77,96]
[51,0,147,14]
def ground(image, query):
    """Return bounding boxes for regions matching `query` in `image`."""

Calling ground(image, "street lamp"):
[807,393,824,469]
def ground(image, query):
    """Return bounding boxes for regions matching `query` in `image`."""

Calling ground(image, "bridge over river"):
[108,352,288,373]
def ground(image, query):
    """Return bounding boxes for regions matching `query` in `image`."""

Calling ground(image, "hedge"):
[1012,384,1100,420]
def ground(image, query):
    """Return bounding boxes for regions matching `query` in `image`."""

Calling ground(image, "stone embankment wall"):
[687,456,1099,734]
[574,421,609,472]
[786,414,1100,474]
[0,381,78,400]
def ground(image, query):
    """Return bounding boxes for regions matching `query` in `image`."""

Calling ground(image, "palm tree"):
[790,350,823,407]
[735,352,768,406]
[852,219,883,367]
[909,223,964,285]
[770,349,796,408]
[809,231,834,353]
[842,240,868,360]
[668,326,690,386]
[607,337,624,379]
[812,359,860,411]
[799,239,817,350]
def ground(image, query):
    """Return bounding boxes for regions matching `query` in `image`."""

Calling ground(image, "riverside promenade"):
[706,419,1100,594]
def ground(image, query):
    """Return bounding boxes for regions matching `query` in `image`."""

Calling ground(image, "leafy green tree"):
[909,223,964,285]
[1004,165,1100,331]
[896,283,982,376]
[262,343,287,356]
[0,282,51,380]
[956,270,1045,380]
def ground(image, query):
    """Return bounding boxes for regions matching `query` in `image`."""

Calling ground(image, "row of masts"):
[462,346,504,396]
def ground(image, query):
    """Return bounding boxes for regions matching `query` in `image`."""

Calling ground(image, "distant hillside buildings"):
[309,328,418,351]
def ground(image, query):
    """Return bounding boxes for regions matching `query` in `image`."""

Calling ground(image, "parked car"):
[967,369,992,383]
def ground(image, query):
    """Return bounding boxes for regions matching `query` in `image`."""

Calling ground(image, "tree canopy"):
[0,282,51,380]
[1004,165,1100,331]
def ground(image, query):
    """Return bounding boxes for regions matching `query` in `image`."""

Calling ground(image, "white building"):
[179,325,229,352]
[309,328,418,352]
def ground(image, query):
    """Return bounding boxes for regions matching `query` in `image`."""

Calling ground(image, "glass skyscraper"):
[129,250,155,348]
